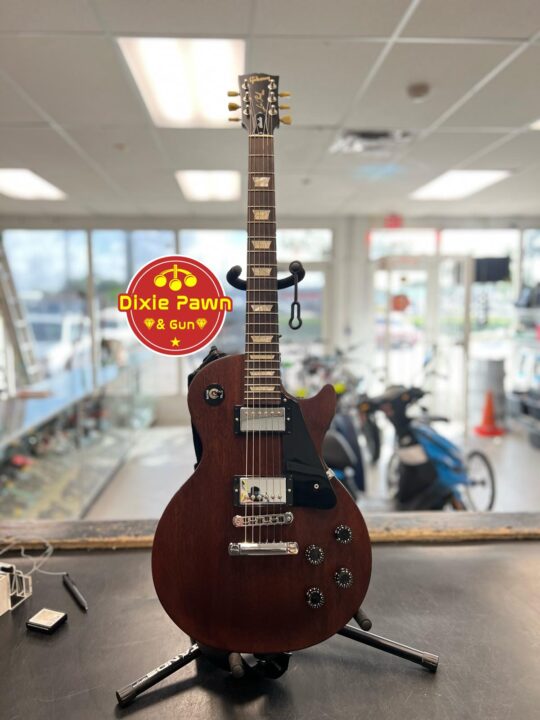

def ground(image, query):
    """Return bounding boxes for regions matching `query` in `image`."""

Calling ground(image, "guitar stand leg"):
[116,643,202,707]
[116,644,292,707]
[337,620,439,673]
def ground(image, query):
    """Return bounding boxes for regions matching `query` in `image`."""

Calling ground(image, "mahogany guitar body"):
[152,354,372,653]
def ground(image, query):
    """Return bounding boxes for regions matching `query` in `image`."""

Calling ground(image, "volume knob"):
[334,525,353,544]
[306,587,325,609]
[334,568,354,589]
[305,545,325,565]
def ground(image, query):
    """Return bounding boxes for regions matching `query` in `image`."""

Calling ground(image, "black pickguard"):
[282,398,337,509]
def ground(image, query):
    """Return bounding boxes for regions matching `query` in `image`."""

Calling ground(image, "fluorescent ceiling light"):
[0,169,66,200]
[411,170,510,201]
[118,37,245,127]
[530,118,540,130]
[175,171,241,202]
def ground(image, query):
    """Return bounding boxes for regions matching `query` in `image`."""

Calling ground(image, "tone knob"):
[334,568,354,589]
[305,545,325,565]
[334,525,353,544]
[306,587,325,609]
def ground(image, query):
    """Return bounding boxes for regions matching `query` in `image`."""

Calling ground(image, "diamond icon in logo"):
[196,318,207,330]
[144,318,155,329]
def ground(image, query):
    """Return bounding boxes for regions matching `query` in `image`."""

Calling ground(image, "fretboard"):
[245,134,281,406]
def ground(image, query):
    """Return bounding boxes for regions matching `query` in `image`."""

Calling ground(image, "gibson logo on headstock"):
[248,75,272,83]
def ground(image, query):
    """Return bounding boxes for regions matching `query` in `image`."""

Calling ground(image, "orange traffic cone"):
[474,390,505,437]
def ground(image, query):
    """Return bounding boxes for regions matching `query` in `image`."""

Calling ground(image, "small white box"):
[0,573,10,616]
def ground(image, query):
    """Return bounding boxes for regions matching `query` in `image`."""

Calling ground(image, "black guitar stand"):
[227,260,306,329]
[116,606,439,707]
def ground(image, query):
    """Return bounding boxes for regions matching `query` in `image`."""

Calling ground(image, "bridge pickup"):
[232,512,294,528]
[228,542,299,557]
[233,476,293,507]
[234,406,288,434]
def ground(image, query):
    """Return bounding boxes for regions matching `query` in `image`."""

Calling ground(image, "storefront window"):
[368,228,437,260]
[4,229,91,381]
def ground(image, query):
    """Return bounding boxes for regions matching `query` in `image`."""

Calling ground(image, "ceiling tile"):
[158,129,245,170]
[0,126,135,212]
[445,45,540,128]
[252,0,410,37]
[346,43,513,130]
[0,37,148,126]
[67,126,164,175]
[404,0,540,40]
[275,128,335,172]
[94,0,253,35]
[471,131,540,170]
[250,39,382,126]
[0,0,100,33]
[0,75,42,124]
[404,131,506,169]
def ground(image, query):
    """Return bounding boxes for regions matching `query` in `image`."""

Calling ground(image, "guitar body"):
[152,354,372,653]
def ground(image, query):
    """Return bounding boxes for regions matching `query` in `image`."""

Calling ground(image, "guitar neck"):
[245,134,281,405]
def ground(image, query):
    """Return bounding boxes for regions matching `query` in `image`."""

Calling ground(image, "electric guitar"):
[152,73,372,653]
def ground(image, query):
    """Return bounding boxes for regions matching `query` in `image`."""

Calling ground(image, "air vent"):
[329,129,413,156]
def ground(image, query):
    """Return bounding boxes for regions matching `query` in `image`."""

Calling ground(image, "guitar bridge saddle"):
[232,511,294,528]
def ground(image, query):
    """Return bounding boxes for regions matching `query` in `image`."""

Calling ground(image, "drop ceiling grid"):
[1,1,540,216]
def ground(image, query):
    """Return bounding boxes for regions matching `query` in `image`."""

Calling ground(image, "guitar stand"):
[115,607,439,707]
[227,260,306,329]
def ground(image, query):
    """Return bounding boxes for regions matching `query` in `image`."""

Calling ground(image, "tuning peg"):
[279,104,290,110]
[280,115,292,125]
[228,103,240,111]
[228,91,240,97]
[228,117,241,122]
[278,92,291,97]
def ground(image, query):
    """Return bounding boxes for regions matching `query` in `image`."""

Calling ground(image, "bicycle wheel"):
[386,451,400,492]
[464,450,496,511]
[362,416,381,463]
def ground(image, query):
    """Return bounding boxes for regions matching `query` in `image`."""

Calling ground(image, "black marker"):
[62,573,88,612]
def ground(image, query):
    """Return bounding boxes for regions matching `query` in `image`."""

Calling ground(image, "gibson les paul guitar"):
[152,73,372,653]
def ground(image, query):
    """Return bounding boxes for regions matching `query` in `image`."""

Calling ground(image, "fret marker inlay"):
[253,177,271,188]
[250,354,276,360]
[249,386,276,393]
[251,304,273,312]
[252,267,272,276]
[250,370,276,377]
[252,209,271,220]
[251,335,273,343]
[251,240,271,250]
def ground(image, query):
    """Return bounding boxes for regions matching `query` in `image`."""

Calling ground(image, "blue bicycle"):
[362,386,496,511]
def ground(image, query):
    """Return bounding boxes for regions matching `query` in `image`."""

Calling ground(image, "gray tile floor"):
[85,421,540,520]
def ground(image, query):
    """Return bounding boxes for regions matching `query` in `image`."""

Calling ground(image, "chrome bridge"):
[228,541,299,557]
[232,511,294,528]
[235,406,288,433]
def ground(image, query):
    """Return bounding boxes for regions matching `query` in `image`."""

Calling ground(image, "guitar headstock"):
[228,73,291,134]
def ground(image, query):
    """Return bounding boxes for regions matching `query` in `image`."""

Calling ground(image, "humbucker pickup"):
[234,406,289,434]
[233,476,293,506]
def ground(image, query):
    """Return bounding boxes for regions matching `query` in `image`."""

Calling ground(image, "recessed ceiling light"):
[118,38,245,128]
[0,169,66,200]
[175,171,241,202]
[530,118,540,130]
[411,170,510,201]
